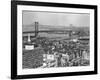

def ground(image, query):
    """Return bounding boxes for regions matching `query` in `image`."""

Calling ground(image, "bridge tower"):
[35,22,39,37]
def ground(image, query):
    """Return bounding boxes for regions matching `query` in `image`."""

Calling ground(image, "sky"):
[22,11,90,28]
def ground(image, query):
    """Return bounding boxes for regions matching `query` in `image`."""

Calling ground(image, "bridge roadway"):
[23,30,72,34]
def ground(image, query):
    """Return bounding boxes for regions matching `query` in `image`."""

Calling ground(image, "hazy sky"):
[22,11,90,27]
